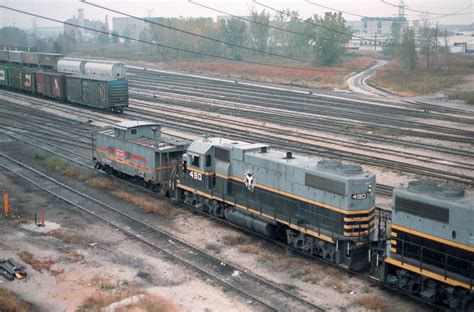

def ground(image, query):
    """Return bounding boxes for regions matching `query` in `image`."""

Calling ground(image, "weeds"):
[116,294,181,312]
[111,191,179,219]
[78,289,143,312]
[371,55,474,96]
[355,295,389,311]
[449,91,474,104]
[48,229,86,245]
[18,251,56,273]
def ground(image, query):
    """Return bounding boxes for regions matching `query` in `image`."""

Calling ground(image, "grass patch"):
[116,294,180,312]
[65,249,85,263]
[78,289,143,312]
[355,295,389,311]
[111,191,179,219]
[86,176,121,189]
[38,155,92,181]
[449,91,474,104]
[0,288,32,312]
[18,251,56,273]
[222,234,251,246]
[48,229,87,245]
[371,55,474,96]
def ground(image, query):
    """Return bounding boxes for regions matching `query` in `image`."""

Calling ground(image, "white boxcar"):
[57,58,85,75]
[84,61,126,79]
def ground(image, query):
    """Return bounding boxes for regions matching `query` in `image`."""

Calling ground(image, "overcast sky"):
[1,0,472,29]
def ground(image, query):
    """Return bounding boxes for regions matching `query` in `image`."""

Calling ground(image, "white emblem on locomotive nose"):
[245,170,256,192]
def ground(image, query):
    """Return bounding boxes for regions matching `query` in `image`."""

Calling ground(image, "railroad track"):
[123,102,474,186]
[128,95,474,169]
[128,68,474,127]
[0,152,324,312]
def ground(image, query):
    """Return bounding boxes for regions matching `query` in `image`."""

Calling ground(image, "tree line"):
[0,9,443,70]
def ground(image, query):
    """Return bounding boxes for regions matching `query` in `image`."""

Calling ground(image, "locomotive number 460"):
[189,171,203,181]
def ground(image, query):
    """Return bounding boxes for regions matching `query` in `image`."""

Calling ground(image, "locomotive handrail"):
[395,237,474,283]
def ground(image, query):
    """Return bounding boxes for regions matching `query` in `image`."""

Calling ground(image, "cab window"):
[205,155,211,167]
[192,155,200,167]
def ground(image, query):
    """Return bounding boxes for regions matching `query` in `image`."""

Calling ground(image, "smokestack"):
[78,9,84,36]
[286,151,293,159]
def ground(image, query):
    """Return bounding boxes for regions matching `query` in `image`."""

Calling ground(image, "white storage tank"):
[57,58,86,75]
[84,62,126,79]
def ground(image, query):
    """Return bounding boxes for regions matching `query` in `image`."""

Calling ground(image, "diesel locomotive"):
[92,123,473,310]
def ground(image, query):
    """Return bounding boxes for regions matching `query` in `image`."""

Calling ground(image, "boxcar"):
[36,71,66,100]
[0,51,9,62]
[7,67,36,92]
[0,64,9,86]
[66,75,128,112]
[8,67,22,89]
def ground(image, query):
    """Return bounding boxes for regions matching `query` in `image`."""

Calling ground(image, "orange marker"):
[3,193,8,217]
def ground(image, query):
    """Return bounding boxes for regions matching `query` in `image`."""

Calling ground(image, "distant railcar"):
[84,61,126,79]
[8,67,36,93]
[57,58,85,75]
[65,75,128,112]
[35,71,66,100]
[23,52,41,66]
[0,64,9,86]
[8,51,23,63]
[38,53,63,67]
[0,51,9,62]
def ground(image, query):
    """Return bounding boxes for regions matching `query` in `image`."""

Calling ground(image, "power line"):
[380,0,473,16]
[0,5,431,73]
[81,0,314,64]
[188,0,312,39]
[190,0,366,48]
[306,0,472,22]
[253,0,409,47]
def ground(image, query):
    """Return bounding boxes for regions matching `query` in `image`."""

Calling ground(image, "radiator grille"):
[305,174,346,195]
[395,197,449,223]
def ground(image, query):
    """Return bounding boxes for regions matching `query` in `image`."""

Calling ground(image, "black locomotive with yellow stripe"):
[176,136,376,270]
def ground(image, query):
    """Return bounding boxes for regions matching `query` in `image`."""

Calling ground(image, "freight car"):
[0,64,128,112]
[92,122,474,311]
[65,75,128,112]
[384,180,474,311]
[2,51,63,68]
[93,121,188,194]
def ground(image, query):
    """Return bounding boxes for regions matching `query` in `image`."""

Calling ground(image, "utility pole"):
[433,22,438,68]
[374,32,377,51]
[444,29,450,75]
